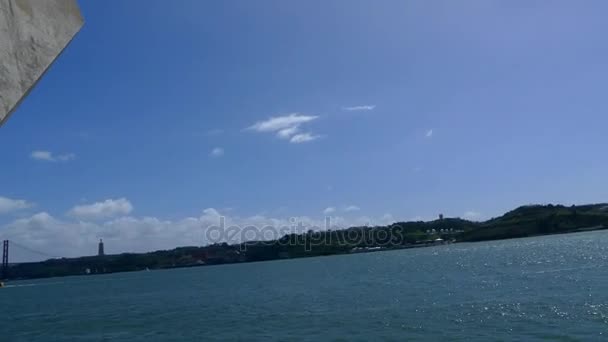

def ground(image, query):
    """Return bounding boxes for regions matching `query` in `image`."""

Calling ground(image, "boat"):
[0,281,4,288]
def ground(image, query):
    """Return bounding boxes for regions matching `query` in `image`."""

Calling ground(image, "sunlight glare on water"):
[1,230,608,341]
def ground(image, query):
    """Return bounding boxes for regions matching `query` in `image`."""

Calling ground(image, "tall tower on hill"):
[98,239,105,256]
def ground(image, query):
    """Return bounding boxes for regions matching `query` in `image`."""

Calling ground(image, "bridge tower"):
[2,240,8,279]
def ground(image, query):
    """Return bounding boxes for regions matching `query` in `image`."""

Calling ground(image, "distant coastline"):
[5,203,608,281]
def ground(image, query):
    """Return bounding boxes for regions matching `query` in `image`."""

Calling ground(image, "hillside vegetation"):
[5,203,608,280]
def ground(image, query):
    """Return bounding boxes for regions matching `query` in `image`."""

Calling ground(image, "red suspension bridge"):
[1,239,62,280]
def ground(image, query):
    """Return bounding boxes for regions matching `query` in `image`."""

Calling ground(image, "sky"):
[1,0,608,260]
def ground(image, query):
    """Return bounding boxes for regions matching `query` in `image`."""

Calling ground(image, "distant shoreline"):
[4,203,608,282]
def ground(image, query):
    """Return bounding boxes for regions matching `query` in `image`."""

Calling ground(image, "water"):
[2,230,608,341]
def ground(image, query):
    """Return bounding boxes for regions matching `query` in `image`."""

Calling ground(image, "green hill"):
[459,203,608,241]
[5,203,608,280]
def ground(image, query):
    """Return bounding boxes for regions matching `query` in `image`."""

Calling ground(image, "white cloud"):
[30,151,53,161]
[323,207,336,215]
[248,113,320,143]
[290,133,320,144]
[425,129,433,138]
[2,207,399,261]
[344,205,361,212]
[0,196,32,214]
[463,211,482,221]
[248,113,318,132]
[30,150,75,162]
[3,212,120,259]
[277,126,299,139]
[342,105,376,111]
[210,147,224,157]
[68,198,133,220]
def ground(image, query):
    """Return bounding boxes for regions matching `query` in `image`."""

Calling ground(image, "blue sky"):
[1,0,608,258]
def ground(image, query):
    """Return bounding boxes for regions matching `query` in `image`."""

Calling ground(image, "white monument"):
[0,0,83,126]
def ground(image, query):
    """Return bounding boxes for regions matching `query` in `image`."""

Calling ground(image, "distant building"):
[439,214,444,220]
[98,239,105,256]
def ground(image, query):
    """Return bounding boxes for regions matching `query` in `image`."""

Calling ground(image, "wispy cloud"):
[425,129,434,138]
[290,133,320,144]
[342,105,376,112]
[30,150,75,162]
[248,113,318,133]
[0,196,32,214]
[325,205,363,213]
[344,205,361,212]
[30,151,53,161]
[248,113,320,143]
[323,207,336,215]
[210,147,224,157]
[277,126,299,139]
[68,198,133,220]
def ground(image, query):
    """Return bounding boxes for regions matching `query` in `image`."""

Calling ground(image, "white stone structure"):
[0,0,83,126]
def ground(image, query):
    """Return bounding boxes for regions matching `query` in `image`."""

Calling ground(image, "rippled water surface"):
[2,231,608,341]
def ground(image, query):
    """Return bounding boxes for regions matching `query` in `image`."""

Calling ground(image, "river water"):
[2,230,608,341]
